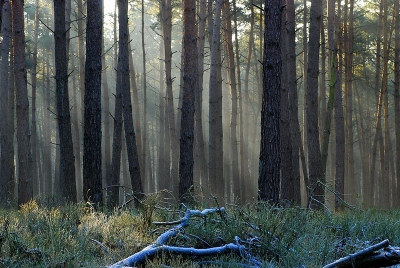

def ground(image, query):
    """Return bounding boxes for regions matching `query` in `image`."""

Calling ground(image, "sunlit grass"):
[0,199,398,267]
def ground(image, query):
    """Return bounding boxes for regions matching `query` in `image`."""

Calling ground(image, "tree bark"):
[119,0,144,202]
[13,0,33,205]
[306,0,324,207]
[83,0,103,206]
[259,0,282,205]
[208,0,224,200]
[0,0,13,203]
[179,0,197,203]
[54,0,77,203]
[395,0,400,208]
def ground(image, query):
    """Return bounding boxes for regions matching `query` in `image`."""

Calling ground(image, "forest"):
[0,0,399,211]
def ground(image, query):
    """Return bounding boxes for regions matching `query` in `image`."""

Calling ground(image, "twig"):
[89,238,109,254]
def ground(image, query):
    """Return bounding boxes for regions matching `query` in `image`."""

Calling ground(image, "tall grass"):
[0,199,398,267]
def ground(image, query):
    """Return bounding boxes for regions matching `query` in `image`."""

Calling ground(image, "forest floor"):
[0,196,399,267]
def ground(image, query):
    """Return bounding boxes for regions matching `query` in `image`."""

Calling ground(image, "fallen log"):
[109,207,262,267]
[324,239,400,267]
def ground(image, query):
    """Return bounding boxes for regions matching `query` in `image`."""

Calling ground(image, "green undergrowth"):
[0,198,398,267]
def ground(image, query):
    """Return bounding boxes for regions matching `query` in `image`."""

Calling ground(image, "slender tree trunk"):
[158,40,167,192]
[243,3,254,202]
[141,0,147,189]
[195,0,208,197]
[161,0,178,196]
[70,45,83,201]
[280,0,294,203]
[54,0,77,203]
[0,0,13,202]
[119,0,144,201]
[208,0,224,199]
[306,0,324,208]
[223,0,240,200]
[344,0,355,205]
[394,0,400,208]
[102,9,111,194]
[83,0,103,206]
[77,0,85,124]
[31,0,40,197]
[13,0,33,205]
[128,41,144,185]
[381,0,390,208]
[287,0,301,204]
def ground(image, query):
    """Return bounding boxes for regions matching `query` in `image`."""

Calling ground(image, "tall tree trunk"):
[394,0,400,208]
[179,0,198,202]
[13,0,33,205]
[381,0,390,208]
[102,6,111,195]
[83,0,103,206]
[280,0,294,203]
[108,47,123,209]
[243,2,254,202]
[195,0,208,197]
[208,0,224,200]
[233,0,244,202]
[119,0,144,201]
[77,0,85,124]
[287,0,301,204]
[31,0,39,197]
[54,0,77,203]
[161,0,178,196]
[158,40,167,192]
[306,0,324,208]
[259,0,282,205]
[344,0,355,205]
[0,0,13,202]
[223,0,240,200]
[128,41,144,186]
[141,0,147,190]
[70,45,83,201]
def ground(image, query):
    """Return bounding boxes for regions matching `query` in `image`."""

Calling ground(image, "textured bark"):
[83,0,103,205]
[208,0,224,199]
[258,0,281,205]
[54,0,77,203]
[243,3,254,202]
[0,0,13,202]
[395,0,400,208]
[344,0,356,205]
[158,40,167,193]
[119,0,144,201]
[77,0,85,122]
[287,0,301,204]
[141,0,147,189]
[179,0,197,203]
[13,0,33,205]
[306,0,324,207]
[223,0,240,201]
[102,16,111,195]
[194,0,207,196]
[161,0,178,196]
[280,0,294,203]
[31,0,39,196]
[381,0,390,208]
[108,55,123,209]
[70,45,83,201]
[128,42,144,186]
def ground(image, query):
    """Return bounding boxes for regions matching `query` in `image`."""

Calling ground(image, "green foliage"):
[0,200,400,267]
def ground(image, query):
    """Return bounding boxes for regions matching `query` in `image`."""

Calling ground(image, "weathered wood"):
[324,239,390,268]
